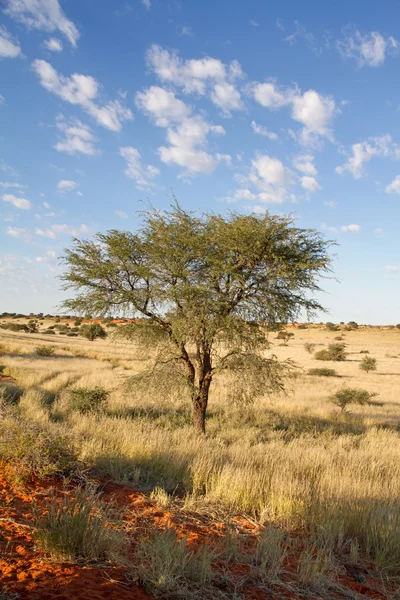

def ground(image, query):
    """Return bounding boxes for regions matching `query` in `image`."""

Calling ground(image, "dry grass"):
[1,322,400,574]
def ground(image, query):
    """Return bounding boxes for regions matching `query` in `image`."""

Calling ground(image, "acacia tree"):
[61,205,332,434]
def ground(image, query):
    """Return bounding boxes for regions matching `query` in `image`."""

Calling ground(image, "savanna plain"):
[1,317,400,599]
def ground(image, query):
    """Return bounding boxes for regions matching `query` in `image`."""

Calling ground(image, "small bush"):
[360,349,369,354]
[330,388,379,412]
[135,527,214,594]
[326,322,340,331]
[43,329,56,335]
[34,486,124,562]
[360,356,377,374]
[35,345,55,357]
[0,383,23,406]
[314,343,347,362]
[297,324,308,329]
[79,323,107,342]
[74,320,82,327]
[69,386,109,414]
[276,331,294,343]
[67,332,78,337]
[308,368,337,377]
[304,343,316,354]
[0,417,77,478]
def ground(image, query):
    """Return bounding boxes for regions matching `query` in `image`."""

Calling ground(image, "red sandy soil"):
[0,465,396,600]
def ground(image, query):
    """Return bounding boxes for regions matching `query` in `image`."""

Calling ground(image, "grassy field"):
[1,319,400,596]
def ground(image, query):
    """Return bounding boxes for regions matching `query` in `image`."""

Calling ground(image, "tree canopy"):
[61,204,333,433]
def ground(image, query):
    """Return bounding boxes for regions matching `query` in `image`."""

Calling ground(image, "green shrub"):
[326,322,340,331]
[67,332,78,337]
[360,349,369,354]
[34,485,124,562]
[297,324,308,329]
[73,320,82,327]
[68,386,109,414]
[308,368,337,377]
[135,527,214,594]
[360,356,377,374]
[304,342,316,354]
[330,388,379,412]
[43,329,56,335]
[314,343,347,362]
[35,345,55,357]
[0,383,23,406]
[0,417,77,478]
[79,323,107,342]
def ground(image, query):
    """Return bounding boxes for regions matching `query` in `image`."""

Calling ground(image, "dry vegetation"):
[1,317,400,598]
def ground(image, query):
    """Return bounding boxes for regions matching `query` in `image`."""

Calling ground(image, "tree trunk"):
[192,361,212,435]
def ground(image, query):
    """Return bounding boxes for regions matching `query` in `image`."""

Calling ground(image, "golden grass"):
[1,323,400,570]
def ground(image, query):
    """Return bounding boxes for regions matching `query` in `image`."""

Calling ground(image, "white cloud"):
[35,227,56,238]
[0,26,22,58]
[120,146,159,189]
[321,222,337,233]
[292,154,317,176]
[141,0,151,8]
[251,154,291,186]
[180,26,193,37]
[57,179,77,192]
[251,121,278,140]
[36,223,89,238]
[6,226,28,238]
[324,201,338,208]
[337,30,398,67]
[384,265,400,272]
[336,134,399,178]
[2,193,31,209]
[135,86,190,127]
[300,176,321,192]
[43,201,50,208]
[115,210,128,219]
[341,224,361,233]
[43,37,63,52]
[250,20,259,27]
[145,44,244,111]
[0,94,4,104]
[5,0,79,47]
[244,154,295,204]
[251,81,338,145]
[32,60,133,131]
[386,175,400,194]
[0,181,27,189]
[55,117,98,156]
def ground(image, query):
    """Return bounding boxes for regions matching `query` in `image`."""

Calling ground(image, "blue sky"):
[1,0,400,323]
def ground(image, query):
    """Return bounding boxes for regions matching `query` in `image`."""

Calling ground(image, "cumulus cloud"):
[250,80,338,145]
[43,37,63,52]
[384,265,400,272]
[55,117,98,156]
[0,181,27,189]
[57,179,77,192]
[0,26,22,58]
[6,226,29,238]
[386,175,400,194]
[336,134,400,178]
[300,176,321,192]
[36,223,88,238]
[341,224,361,233]
[324,201,338,208]
[251,120,278,140]
[2,193,31,209]
[135,86,190,127]
[115,210,128,219]
[5,0,79,47]
[141,0,151,8]
[32,59,133,131]
[120,147,160,189]
[337,30,398,67]
[146,44,244,113]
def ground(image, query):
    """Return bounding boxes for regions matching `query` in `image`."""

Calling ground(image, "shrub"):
[297,324,308,329]
[360,349,369,354]
[74,320,82,327]
[360,356,377,374]
[308,368,337,377]
[326,322,340,331]
[43,329,56,335]
[135,527,213,594]
[330,388,379,412]
[304,342,316,354]
[0,417,77,478]
[34,485,124,562]
[67,332,78,337]
[68,386,109,414]
[0,383,23,406]
[35,345,55,357]
[79,323,107,342]
[276,331,294,343]
[314,343,347,362]
[347,321,359,329]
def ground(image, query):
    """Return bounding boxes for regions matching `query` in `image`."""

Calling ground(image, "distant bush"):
[43,330,56,335]
[67,332,78,337]
[360,356,377,374]
[308,368,337,377]
[79,323,107,342]
[35,345,55,357]
[330,388,379,412]
[0,323,29,333]
[68,386,109,414]
[297,324,308,330]
[347,321,359,329]
[276,331,294,344]
[0,382,23,406]
[314,344,347,362]
[396,324,400,330]
[74,320,82,327]
[304,343,316,354]
[0,417,77,478]
[34,485,124,563]
[326,322,340,332]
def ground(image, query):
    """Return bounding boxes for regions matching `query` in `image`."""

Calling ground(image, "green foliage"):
[135,527,214,594]
[35,345,55,357]
[360,356,377,374]
[297,324,308,329]
[347,321,359,329]
[308,368,338,377]
[43,329,56,335]
[0,322,29,333]
[314,344,347,362]
[0,383,23,406]
[326,322,340,331]
[304,342,316,354]
[34,485,124,562]
[0,417,77,478]
[276,330,294,343]
[68,386,109,413]
[61,203,332,433]
[330,388,379,412]
[73,320,82,326]
[79,323,107,341]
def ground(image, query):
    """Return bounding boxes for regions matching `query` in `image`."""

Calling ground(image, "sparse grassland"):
[1,319,400,596]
